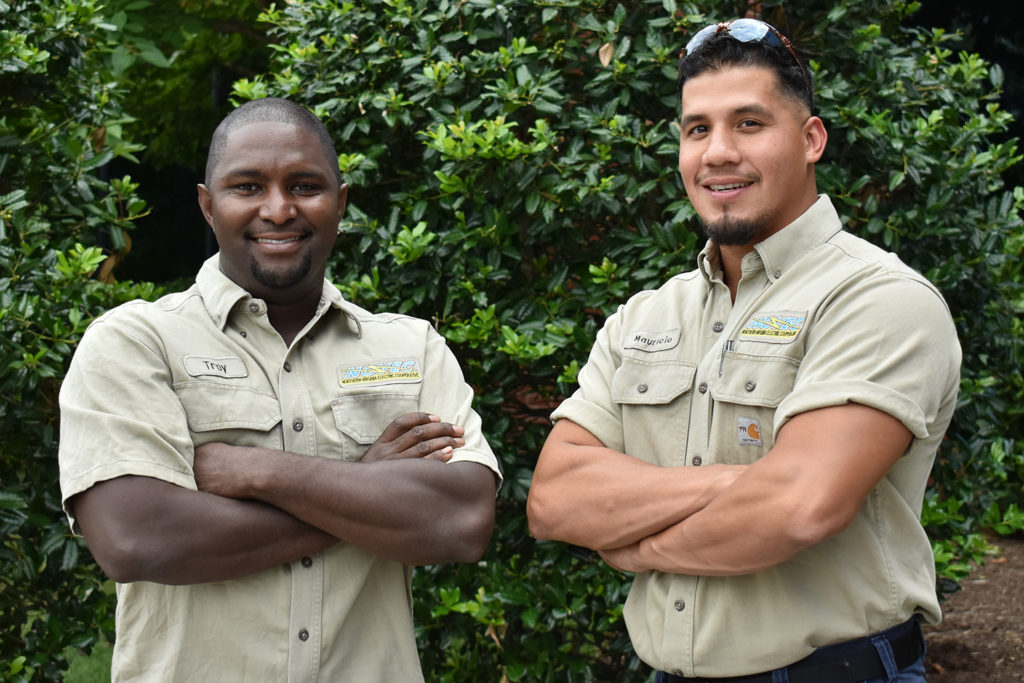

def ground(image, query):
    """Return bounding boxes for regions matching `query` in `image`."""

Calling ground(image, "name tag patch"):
[338,357,422,387]
[623,328,681,353]
[183,355,249,379]
[738,417,763,447]
[739,311,806,343]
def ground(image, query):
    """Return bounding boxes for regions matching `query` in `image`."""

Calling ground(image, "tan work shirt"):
[552,196,960,677]
[59,255,501,682]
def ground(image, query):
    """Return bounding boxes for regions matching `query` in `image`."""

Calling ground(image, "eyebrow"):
[680,103,775,130]
[220,168,331,182]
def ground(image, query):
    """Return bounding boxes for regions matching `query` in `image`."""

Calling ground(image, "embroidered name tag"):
[623,328,681,353]
[739,311,806,343]
[338,357,423,387]
[183,355,249,379]
[738,417,763,447]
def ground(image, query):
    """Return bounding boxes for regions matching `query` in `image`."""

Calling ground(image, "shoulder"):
[79,286,204,351]
[619,268,704,312]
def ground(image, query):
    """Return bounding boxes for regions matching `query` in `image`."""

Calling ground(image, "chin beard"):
[251,251,313,289]
[703,217,767,246]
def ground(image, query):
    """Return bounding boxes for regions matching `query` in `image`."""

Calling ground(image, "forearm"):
[602,404,916,575]
[221,448,496,565]
[527,420,744,550]
[73,476,335,585]
[603,465,816,575]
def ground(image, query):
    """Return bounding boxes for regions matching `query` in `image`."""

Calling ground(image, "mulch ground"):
[924,533,1024,682]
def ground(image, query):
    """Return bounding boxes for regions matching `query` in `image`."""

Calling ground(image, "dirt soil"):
[924,534,1024,682]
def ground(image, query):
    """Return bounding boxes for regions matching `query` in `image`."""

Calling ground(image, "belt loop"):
[869,632,899,681]
[770,668,790,683]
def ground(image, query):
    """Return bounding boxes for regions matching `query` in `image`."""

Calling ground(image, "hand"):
[599,544,648,574]
[362,412,466,463]
[194,442,253,499]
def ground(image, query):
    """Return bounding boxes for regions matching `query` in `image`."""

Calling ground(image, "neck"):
[261,285,322,347]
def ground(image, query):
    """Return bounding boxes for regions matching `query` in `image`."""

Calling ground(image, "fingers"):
[375,412,439,444]
[363,413,468,463]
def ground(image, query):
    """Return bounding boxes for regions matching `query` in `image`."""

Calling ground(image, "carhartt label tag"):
[338,357,423,387]
[183,355,249,379]
[739,311,806,343]
[738,417,763,447]
[623,328,680,352]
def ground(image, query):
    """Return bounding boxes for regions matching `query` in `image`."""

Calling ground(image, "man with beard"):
[59,98,500,681]
[527,19,959,683]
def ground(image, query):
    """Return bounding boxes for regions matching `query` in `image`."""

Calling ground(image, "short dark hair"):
[205,97,341,186]
[677,31,814,114]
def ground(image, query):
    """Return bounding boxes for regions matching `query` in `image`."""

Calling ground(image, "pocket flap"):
[330,394,419,444]
[711,354,799,407]
[611,358,696,405]
[175,382,282,432]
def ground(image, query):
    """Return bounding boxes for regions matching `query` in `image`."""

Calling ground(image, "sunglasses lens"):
[684,24,720,55]
[726,19,778,46]
[684,18,785,56]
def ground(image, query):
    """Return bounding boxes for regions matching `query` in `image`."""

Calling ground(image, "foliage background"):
[2,0,1022,680]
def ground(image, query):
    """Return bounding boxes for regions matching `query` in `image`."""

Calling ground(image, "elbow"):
[784,498,856,550]
[445,499,496,563]
[86,530,156,583]
[525,488,558,541]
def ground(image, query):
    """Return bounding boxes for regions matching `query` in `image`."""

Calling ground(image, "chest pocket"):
[711,353,799,407]
[611,358,696,467]
[175,382,282,451]
[709,353,799,460]
[330,393,419,461]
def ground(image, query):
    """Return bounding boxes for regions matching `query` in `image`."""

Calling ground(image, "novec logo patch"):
[338,357,422,387]
[739,311,806,342]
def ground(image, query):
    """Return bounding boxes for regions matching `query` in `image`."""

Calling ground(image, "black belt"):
[659,618,923,683]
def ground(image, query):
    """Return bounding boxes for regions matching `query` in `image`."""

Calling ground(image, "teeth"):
[255,237,300,245]
[709,183,746,191]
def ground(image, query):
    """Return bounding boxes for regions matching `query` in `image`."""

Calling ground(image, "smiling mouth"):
[707,182,751,191]
[252,236,303,245]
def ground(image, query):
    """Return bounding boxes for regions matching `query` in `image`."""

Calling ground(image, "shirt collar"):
[697,195,842,284]
[195,254,364,337]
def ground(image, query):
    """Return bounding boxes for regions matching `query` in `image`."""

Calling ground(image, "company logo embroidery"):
[338,357,422,386]
[737,417,763,447]
[183,355,248,379]
[739,312,806,341]
[623,328,681,352]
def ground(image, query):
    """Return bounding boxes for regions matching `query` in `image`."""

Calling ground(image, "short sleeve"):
[58,314,197,532]
[774,274,961,439]
[549,307,626,452]
[421,327,503,489]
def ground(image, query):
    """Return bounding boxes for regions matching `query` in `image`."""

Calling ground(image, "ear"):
[803,116,828,164]
[197,184,215,230]
[336,183,349,222]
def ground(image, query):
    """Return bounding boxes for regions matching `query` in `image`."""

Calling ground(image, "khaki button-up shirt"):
[59,256,501,682]
[552,196,960,677]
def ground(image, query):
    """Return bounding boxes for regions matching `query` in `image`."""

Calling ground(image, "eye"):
[686,124,709,137]
[738,119,762,130]
[231,182,261,194]
[291,183,322,195]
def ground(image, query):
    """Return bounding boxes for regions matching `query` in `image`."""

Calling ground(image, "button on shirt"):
[59,255,502,682]
[551,196,961,677]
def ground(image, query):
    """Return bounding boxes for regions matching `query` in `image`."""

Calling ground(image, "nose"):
[702,128,741,167]
[258,186,297,224]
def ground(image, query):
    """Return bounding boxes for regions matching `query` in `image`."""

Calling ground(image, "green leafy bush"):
[1,1,158,678]
[243,0,1022,679]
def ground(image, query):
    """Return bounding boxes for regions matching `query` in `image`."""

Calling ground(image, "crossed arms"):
[527,402,912,576]
[71,413,497,585]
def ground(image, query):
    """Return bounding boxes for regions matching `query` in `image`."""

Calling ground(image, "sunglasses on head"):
[682,18,811,93]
